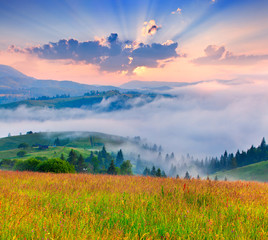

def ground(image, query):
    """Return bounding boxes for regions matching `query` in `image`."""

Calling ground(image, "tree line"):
[193,137,268,174]
[0,146,133,175]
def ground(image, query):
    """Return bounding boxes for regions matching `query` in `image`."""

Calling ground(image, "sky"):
[0,0,268,85]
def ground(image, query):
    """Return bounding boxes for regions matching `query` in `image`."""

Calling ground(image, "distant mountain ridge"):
[120,80,195,90]
[120,79,245,90]
[0,64,120,104]
[0,64,242,105]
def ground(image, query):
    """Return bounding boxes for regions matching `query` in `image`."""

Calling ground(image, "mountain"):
[120,80,193,90]
[0,91,170,111]
[120,79,245,91]
[0,64,120,104]
[0,64,32,79]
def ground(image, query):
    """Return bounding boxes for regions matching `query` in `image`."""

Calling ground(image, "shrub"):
[120,160,133,175]
[18,143,29,149]
[14,158,41,171]
[17,150,27,158]
[36,158,75,173]
[0,159,19,170]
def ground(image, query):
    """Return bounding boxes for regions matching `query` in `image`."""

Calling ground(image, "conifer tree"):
[184,171,190,180]
[76,154,86,172]
[156,168,161,177]
[60,154,65,161]
[136,155,142,173]
[67,149,77,166]
[151,166,156,176]
[143,167,150,176]
[161,170,167,178]
[116,149,124,167]
[107,160,117,175]
[54,137,60,146]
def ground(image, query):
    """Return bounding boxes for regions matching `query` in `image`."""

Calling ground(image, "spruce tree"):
[54,137,60,146]
[107,160,117,175]
[116,149,124,167]
[60,154,65,161]
[184,171,190,180]
[136,155,142,174]
[67,149,77,166]
[151,166,156,176]
[143,167,150,176]
[156,168,161,177]
[161,170,167,178]
[101,145,107,158]
[260,137,266,149]
[76,154,86,172]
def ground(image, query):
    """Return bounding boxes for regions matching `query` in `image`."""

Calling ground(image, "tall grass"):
[0,170,267,239]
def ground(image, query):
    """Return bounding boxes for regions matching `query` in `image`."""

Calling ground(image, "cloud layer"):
[193,45,268,65]
[9,33,179,74]
[1,78,268,159]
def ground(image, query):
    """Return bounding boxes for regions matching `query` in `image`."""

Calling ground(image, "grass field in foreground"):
[0,171,267,239]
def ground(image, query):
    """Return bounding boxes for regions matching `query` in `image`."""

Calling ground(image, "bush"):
[120,160,133,175]
[18,143,29,149]
[36,158,75,173]
[14,158,41,171]
[0,159,19,170]
[17,150,27,158]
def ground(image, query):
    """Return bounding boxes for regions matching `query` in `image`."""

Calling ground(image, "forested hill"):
[0,90,171,111]
[194,138,268,174]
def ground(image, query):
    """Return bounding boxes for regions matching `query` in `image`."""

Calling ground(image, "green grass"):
[0,131,127,152]
[0,146,96,160]
[0,132,130,163]
[0,133,50,151]
[213,160,268,182]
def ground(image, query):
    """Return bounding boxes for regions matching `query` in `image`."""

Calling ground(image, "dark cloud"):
[10,34,179,74]
[193,45,268,65]
[142,20,161,37]
[148,25,159,34]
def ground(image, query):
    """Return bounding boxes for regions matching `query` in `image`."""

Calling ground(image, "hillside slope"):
[213,161,268,182]
[0,131,127,152]
[0,91,167,111]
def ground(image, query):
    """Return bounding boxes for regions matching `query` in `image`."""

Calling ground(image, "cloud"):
[142,20,161,37]
[1,78,268,161]
[193,45,268,65]
[171,8,182,15]
[9,33,179,74]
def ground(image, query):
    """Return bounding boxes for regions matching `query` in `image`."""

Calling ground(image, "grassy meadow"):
[0,171,267,239]
[213,160,268,182]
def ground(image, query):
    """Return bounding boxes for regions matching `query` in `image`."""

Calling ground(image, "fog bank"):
[1,79,268,158]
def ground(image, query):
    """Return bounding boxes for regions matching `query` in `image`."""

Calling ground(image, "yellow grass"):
[0,170,267,239]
